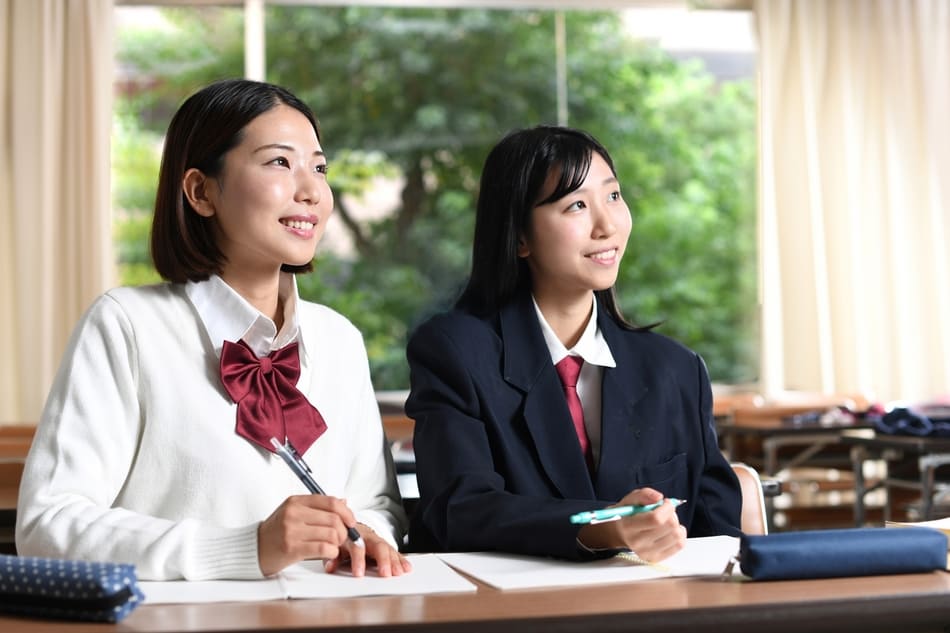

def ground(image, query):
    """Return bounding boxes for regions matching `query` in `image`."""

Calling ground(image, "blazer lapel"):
[592,306,650,498]
[500,294,595,500]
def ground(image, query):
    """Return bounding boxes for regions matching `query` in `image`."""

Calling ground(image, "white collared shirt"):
[532,295,617,468]
[184,273,301,359]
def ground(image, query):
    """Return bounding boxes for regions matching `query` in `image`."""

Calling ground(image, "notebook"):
[139,553,476,604]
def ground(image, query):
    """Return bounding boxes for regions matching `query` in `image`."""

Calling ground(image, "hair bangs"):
[533,142,593,207]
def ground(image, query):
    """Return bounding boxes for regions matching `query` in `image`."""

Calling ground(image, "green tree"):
[113,6,756,388]
[112,105,162,286]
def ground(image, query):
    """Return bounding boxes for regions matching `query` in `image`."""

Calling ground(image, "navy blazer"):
[405,292,741,559]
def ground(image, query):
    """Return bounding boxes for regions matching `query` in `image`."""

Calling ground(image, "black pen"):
[269,437,365,548]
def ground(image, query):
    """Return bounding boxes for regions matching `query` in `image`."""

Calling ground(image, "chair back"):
[731,462,768,535]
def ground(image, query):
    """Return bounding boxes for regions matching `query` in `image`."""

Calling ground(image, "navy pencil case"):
[737,527,948,581]
[0,555,144,622]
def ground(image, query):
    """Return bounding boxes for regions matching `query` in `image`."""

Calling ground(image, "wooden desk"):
[0,425,33,554]
[1,571,949,633]
[717,413,873,531]
[842,432,950,525]
[718,418,871,476]
[0,480,16,554]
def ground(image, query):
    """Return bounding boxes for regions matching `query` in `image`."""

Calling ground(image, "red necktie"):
[555,355,593,470]
[219,339,327,455]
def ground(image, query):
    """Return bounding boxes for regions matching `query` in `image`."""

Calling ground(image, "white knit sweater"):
[16,278,406,580]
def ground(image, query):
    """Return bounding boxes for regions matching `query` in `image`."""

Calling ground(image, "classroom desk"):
[0,426,32,554]
[716,414,873,531]
[2,570,950,633]
[842,432,950,525]
[717,415,871,476]
[0,483,15,554]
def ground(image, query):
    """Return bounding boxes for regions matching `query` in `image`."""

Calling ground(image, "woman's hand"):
[325,524,413,577]
[257,495,357,577]
[576,487,686,562]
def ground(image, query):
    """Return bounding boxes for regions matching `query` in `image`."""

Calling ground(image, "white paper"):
[438,535,739,591]
[886,517,950,537]
[660,535,741,576]
[140,578,286,604]
[140,553,476,604]
[278,553,477,599]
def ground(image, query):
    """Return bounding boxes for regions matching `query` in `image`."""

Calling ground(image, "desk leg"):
[920,455,936,521]
[919,454,950,520]
[851,445,867,527]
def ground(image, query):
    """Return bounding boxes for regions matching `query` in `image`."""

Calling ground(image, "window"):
[113,3,757,389]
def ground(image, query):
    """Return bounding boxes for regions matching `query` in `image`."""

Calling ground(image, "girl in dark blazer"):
[406,125,741,561]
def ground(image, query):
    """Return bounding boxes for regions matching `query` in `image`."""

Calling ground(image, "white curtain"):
[756,0,950,404]
[0,0,115,423]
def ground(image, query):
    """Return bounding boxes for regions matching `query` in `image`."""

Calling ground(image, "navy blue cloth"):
[870,405,950,438]
[405,291,742,560]
[0,555,144,622]
[739,527,948,580]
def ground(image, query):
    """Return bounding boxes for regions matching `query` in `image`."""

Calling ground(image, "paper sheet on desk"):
[887,519,950,570]
[139,554,476,604]
[438,535,739,591]
[886,517,950,540]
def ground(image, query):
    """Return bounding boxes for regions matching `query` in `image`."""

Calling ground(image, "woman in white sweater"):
[15,79,410,581]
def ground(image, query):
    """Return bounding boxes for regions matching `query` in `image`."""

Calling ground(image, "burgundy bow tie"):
[219,339,327,455]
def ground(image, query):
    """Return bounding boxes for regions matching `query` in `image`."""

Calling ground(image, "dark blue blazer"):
[405,292,741,559]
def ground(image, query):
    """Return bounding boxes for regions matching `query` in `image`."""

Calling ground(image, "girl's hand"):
[325,524,413,577]
[257,495,357,577]
[576,487,686,562]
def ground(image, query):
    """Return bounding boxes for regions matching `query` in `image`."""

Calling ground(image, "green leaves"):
[114,6,757,387]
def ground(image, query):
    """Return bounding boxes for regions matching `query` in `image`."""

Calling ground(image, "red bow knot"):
[219,339,326,454]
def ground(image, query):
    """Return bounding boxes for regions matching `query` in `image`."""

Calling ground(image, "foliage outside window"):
[113,6,757,389]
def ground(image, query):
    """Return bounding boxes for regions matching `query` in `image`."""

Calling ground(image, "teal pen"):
[569,498,686,525]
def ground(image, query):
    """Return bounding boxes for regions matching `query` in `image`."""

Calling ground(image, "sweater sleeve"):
[15,294,262,580]
[329,320,407,548]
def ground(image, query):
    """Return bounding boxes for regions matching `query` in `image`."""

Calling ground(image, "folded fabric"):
[0,555,144,622]
[738,527,948,581]
[782,406,857,428]
[870,405,950,437]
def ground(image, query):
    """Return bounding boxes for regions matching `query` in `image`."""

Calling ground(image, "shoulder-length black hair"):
[150,78,321,283]
[456,125,646,330]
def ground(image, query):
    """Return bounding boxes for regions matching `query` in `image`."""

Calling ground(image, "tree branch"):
[335,197,374,257]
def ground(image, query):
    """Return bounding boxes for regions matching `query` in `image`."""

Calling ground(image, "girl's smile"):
[518,152,632,309]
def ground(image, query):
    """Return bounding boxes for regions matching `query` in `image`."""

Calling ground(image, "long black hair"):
[456,125,647,330]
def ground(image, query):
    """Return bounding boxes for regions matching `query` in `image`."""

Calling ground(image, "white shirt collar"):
[532,295,616,368]
[185,273,301,358]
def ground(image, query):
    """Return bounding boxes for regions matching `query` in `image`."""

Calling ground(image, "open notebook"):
[141,537,741,601]
[438,535,740,591]
[139,554,476,604]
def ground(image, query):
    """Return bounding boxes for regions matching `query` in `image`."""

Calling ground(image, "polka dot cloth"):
[0,554,144,622]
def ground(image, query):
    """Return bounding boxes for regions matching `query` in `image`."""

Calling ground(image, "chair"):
[732,462,768,535]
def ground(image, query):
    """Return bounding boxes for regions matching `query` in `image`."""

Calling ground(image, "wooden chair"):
[731,462,768,535]
[380,414,414,444]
